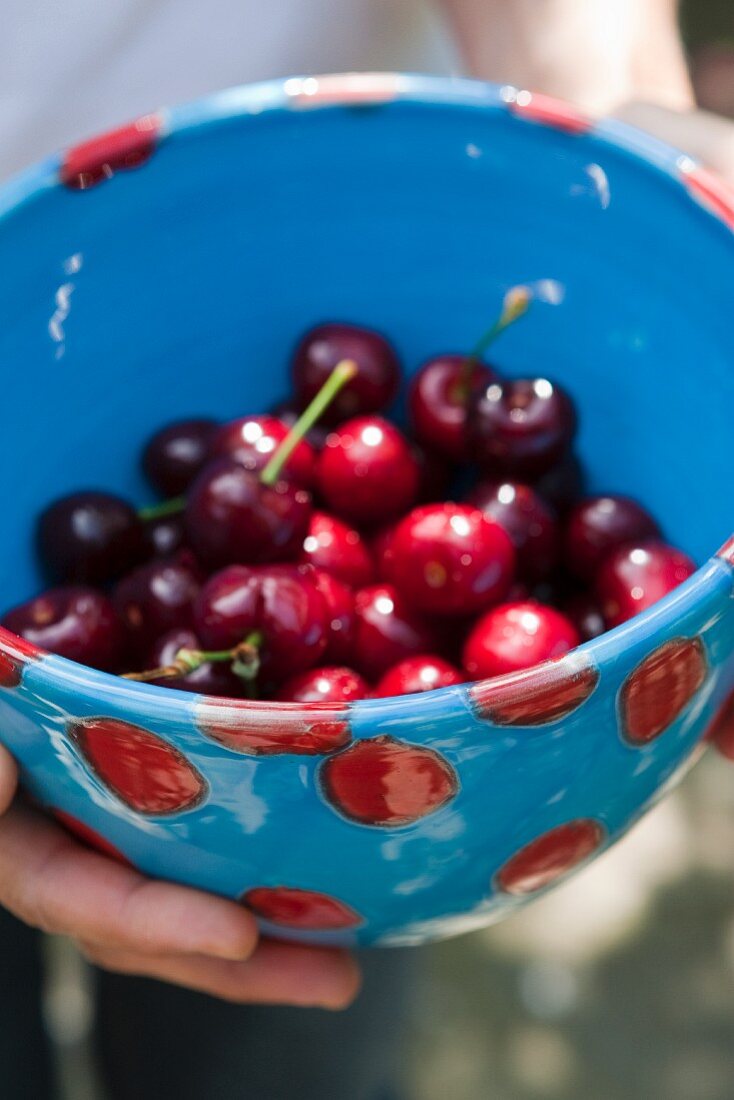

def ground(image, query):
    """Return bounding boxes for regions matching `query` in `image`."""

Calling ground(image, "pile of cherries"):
[2,290,697,704]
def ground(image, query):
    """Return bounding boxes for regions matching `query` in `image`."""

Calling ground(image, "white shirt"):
[0,0,458,181]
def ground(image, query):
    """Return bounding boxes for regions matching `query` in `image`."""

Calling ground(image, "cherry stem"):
[138,496,186,522]
[455,285,532,398]
[122,630,264,683]
[259,358,358,486]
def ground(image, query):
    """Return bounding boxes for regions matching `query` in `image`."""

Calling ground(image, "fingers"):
[79,938,362,1010]
[0,802,257,961]
[615,102,734,187]
[0,744,18,815]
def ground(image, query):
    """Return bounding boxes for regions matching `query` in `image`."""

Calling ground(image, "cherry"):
[496,820,604,895]
[317,417,420,525]
[275,666,369,703]
[270,400,330,451]
[352,584,440,681]
[142,418,219,497]
[194,565,260,650]
[469,378,576,479]
[384,503,515,616]
[463,601,579,678]
[243,886,362,930]
[38,491,145,584]
[595,540,696,628]
[143,513,186,558]
[564,495,661,580]
[184,458,312,569]
[69,717,205,815]
[2,587,124,671]
[369,525,397,580]
[564,593,606,641]
[619,637,707,745]
[530,454,585,515]
[374,655,464,697]
[409,356,495,462]
[299,511,374,588]
[469,481,559,582]
[292,322,400,424]
[147,628,244,696]
[112,558,200,654]
[310,570,356,664]
[210,416,317,488]
[320,735,458,827]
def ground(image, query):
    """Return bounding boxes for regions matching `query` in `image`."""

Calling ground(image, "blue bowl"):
[0,74,732,947]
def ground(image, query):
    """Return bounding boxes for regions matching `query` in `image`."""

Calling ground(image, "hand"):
[0,745,360,1008]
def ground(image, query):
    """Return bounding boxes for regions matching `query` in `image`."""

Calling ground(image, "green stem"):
[138,496,187,522]
[122,630,264,684]
[260,359,358,487]
[454,285,533,399]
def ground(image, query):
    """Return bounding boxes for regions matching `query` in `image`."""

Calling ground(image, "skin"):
[1,0,732,1007]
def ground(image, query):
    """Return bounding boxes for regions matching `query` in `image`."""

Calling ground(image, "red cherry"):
[112,559,200,655]
[197,698,351,756]
[352,584,440,681]
[52,809,132,865]
[564,495,661,580]
[184,458,311,569]
[0,630,42,689]
[408,356,494,462]
[275,666,369,703]
[142,418,219,497]
[210,416,317,488]
[469,651,599,725]
[69,717,206,815]
[61,114,161,189]
[463,602,579,678]
[496,820,604,895]
[320,735,458,827]
[309,570,356,664]
[369,525,397,580]
[194,565,260,650]
[619,637,707,745]
[243,886,362,929]
[317,417,419,526]
[292,322,400,424]
[38,491,145,585]
[148,628,245,697]
[564,593,606,641]
[143,513,186,559]
[596,540,697,627]
[384,503,515,616]
[299,511,374,588]
[469,481,559,581]
[709,691,734,760]
[469,377,576,478]
[2,587,124,671]
[374,655,464,697]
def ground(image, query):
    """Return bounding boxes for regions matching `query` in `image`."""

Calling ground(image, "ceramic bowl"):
[0,74,732,947]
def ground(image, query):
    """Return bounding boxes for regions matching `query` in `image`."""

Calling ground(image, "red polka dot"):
[61,114,162,190]
[243,886,362,930]
[197,699,351,756]
[0,629,42,689]
[718,535,734,565]
[496,819,605,895]
[709,691,734,761]
[508,91,591,134]
[681,165,734,232]
[469,652,599,726]
[52,809,132,866]
[619,637,707,746]
[69,717,206,816]
[320,735,458,827]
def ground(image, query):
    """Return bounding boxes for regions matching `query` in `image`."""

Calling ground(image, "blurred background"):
[32,1,734,1097]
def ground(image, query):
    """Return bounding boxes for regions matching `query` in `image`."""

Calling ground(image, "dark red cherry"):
[143,513,186,558]
[299,511,374,588]
[352,584,440,681]
[292,322,400,424]
[210,416,317,488]
[184,459,311,569]
[275,666,369,703]
[564,593,606,641]
[463,601,579,678]
[384,503,515,616]
[469,481,559,582]
[469,378,576,478]
[38,491,145,584]
[564,495,661,580]
[270,400,330,451]
[408,355,495,461]
[317,417,419,525]
[2,587,124,671]
[112,559,200,654]
[595,540,697,628]
[310,570,356,664]
[142,418,219,497]
[194,566,260,650]
[374,655,464,697]
[531,454,585,515]
[148,628,244,696]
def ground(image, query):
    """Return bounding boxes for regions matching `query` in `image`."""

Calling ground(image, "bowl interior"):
[0,91,731,610]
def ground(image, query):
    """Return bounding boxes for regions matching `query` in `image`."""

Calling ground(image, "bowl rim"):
[0,71,732,719]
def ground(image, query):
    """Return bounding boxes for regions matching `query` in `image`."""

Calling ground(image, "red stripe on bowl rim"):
[678,160,734,232]
[506,90,592,135]
[717,534,734,565]
[0,626,43,688]
[196,697,352,756]
[468,650,600,727]
[285,73,405,110]
[60,113,164,190]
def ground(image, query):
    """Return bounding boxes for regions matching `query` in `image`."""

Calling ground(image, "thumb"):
[0,745,18,816]
[614,101,734,189]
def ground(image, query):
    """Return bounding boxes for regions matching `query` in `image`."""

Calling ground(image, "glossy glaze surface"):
[0,74,732,947]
